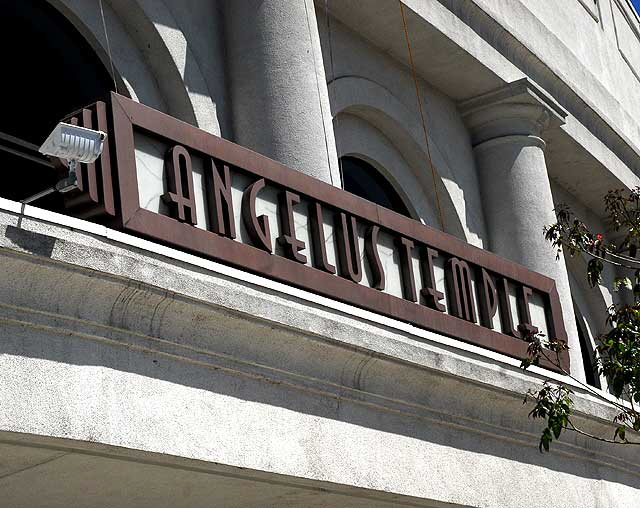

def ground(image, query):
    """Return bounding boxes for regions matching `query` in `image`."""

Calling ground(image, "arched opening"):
[340,156,411,217]
[0,1,113,209]
[574,304,601,389]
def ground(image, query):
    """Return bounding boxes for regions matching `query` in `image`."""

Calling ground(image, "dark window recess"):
[0,0,112,209]
[340,156,411,217]
[575,309,601,389]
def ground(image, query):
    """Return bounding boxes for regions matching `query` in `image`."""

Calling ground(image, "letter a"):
[162,145,197,225]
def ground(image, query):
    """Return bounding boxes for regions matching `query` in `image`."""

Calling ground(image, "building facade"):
[0,1,639,506]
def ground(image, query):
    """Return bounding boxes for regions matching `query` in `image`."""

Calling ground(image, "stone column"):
[461,78,586,381]
[223,0,340,184]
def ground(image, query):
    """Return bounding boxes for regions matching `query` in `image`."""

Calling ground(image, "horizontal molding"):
[1,306,638,478]
[443,0,640,172]
[0,200,638,477]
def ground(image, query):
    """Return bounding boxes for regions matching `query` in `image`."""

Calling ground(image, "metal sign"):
[63,93,569,372]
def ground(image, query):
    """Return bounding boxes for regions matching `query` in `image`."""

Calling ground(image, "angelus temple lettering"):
[0,1,637,507]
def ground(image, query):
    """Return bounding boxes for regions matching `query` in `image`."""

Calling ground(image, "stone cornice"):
[0,199,638,480]
[459,78,568,146]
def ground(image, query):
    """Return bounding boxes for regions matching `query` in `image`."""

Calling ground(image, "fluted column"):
[461,79,586,380]
[223,0,340,184]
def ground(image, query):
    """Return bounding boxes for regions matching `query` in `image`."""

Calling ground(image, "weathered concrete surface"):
[56,0,227,136]
[467,0,640,166]
[461,79,585,381]
[6,1,640,506]
[0,202,638,508]
[323,0,640,212]
[319,10,487,246]
[223,0,340,184]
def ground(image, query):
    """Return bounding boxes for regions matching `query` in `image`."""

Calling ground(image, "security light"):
[22,122,107,204]
[39,122,106,164]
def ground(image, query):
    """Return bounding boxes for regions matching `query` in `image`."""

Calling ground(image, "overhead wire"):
[99,0,118,94]
[398,1,446,231]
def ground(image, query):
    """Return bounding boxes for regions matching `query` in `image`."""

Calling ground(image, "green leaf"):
[534,188,640,451]
[540,428,552,453]
[614,277,633,291]
[587,258,604,287]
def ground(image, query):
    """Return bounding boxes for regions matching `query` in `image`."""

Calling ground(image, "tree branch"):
[538,349,631,414]
[567,420,640,446]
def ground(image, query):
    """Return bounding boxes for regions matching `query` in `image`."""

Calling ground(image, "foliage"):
[522,188,640,450]
[525,382,573,452]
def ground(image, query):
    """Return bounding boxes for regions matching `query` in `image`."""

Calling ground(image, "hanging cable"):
[399,1,445,232]
[99,0,119,94]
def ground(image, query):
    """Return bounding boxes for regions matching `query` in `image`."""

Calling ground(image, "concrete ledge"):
[0,200,639,507]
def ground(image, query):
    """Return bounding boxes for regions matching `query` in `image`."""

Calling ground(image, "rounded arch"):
[340,155,413,218]
[329,76,485,245]
[566,254,612,390]
[0,1,114,207]
[46,1,130,98]
[573,303,601,389]
[334,113,437,224]
[0,1,113,144]
[50,0,223,135]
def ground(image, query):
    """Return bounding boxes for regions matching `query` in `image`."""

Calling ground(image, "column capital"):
[459,78,568,147]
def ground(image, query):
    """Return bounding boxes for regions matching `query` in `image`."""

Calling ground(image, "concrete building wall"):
[1,1,640,506]
[472,0,640,156]
[318,10,487,246]
[1,200,639,508]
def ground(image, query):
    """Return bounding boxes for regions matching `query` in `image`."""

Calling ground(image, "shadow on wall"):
[4,226,56,258]
[0,226,638,490]
[52,0,229,137]
[130,0,231,137]
[438,0,640,175]
[326,71,485,247]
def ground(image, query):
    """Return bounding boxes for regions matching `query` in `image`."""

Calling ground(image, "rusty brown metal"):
[95,100,116,217]
[446,258,477,323]
[98,93,570,373]
[498,277,520,338]
[335,212,363,283]
[80,108,99,203]
[62,100,115,219]
[396,237,417,302]
[365,225,385,291]
[278,190,307,264]
[309,201,336,274]
[205,158,236,239]
[242,178,272,253]
[517,285,540,336]
[420,247,446,312]
[162,145,197,225]
[478,267,498,329]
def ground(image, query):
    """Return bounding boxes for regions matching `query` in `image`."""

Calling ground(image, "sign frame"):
[70,93,570,372]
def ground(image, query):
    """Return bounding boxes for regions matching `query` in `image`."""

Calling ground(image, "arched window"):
[0,1,113,209]
[340,156,411,217]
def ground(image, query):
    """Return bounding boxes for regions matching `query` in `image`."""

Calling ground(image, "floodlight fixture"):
[39,122,106,164]
[22,122,107,204]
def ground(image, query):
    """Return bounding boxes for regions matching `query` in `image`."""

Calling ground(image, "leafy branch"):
[522,188,640,451]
